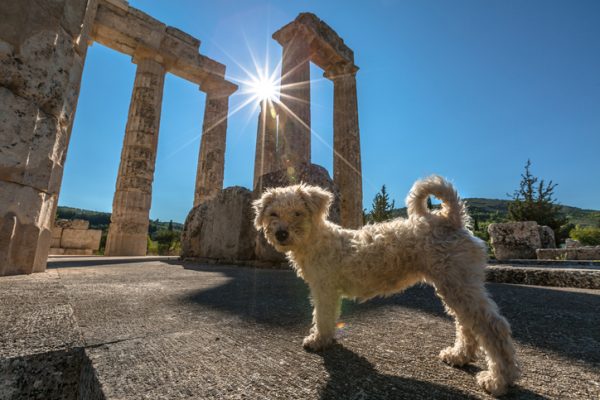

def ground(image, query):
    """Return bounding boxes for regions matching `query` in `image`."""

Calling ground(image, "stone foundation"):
[537,247,600,261]
[49,219,101,256]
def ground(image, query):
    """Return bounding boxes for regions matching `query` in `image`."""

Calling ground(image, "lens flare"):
[248,75,278,102]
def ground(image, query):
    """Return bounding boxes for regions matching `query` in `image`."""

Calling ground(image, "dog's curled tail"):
[406,175,468,229]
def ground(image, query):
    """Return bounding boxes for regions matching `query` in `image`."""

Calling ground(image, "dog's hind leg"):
[434,280,520,396]
[303,286,341,352]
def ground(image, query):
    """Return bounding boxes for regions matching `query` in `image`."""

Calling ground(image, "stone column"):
[253,99,278,192]
[325,63,363,229]
[105,54,166,256]
[273,29,312,172]
[194,81,234,206]
[0,0,96,275]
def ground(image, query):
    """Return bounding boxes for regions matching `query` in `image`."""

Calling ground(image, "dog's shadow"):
[318,343,475,399]
[318,344,548,400]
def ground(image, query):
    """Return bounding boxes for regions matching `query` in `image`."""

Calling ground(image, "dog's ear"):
[298,185,333,220]
[252,190,276,230]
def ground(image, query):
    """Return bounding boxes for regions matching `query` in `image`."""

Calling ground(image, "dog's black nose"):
[275,230,289,243]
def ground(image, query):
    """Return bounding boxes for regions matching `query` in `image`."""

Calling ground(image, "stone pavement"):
[1,258,599,399]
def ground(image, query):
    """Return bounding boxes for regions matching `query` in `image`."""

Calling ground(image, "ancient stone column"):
[0,0,97,275]
[325,63,363,229]
[253,99,278,192]
[194,81,234,206]
[273,28,312,172]
[105,54,166,256]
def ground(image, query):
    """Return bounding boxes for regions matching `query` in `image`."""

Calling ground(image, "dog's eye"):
[270,212,278,218]
[294,211,303,217]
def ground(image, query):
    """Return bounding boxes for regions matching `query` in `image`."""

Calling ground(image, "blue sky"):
[61,0,600,222]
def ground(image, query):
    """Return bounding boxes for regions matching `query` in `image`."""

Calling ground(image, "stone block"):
[51,226,63,248]
[182,186,256,262]
[49,247,66,255]
[538,225,556,249]
[0,181,56,276]
[566,239,581,248]
[537,248,600,261]
[56,219,89,230]
[488,221,542,260]
[63,248,94,255]
[61,229,101,250]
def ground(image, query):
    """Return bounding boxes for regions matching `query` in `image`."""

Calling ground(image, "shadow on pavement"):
[176,261,600,368]
[317,343,548,400]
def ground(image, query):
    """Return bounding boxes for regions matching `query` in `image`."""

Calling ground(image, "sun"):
[248,74,278,102]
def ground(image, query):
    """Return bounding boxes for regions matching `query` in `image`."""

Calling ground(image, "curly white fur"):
[253,175,520,396]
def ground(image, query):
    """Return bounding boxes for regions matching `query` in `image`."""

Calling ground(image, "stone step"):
[486,264,600,289]
[492,259,600,269]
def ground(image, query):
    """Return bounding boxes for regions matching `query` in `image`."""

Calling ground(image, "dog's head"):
[253,184,333,252]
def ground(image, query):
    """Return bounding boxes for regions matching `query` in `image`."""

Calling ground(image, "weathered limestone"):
[105,56,166,256]
[325,63,363,228]
[182,187,256,262]
[1,0,237,272]
[271,13,363,228]
[193,81,236,206]
[538,225,556,249]
[0,0,95,276]
[50,219,101,255]
[92,0,227,85]
[488,221,556,260]
[273,28,312,171]
[253,100,279,192]
[537,247,600,261]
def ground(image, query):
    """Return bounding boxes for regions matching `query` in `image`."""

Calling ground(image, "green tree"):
[155,229,178,255]
[508,160,567,240]
[368,185,396,223]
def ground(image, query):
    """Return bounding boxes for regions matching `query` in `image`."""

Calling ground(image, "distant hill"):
[56,206,184,234]
[390,198,600,227]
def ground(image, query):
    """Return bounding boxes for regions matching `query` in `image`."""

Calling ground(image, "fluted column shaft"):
[326,64,363,229]
[105,57,166,256]
[278,34,311,172]
[253,99,278,191]
[194,89,230,206]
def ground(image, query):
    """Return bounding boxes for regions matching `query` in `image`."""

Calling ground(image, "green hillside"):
[56,206,184,234]
[390,198,599,227]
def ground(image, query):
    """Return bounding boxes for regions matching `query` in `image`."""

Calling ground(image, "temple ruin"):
[0,0,237,275]
[0,0,363,275]
[181,13,363,265]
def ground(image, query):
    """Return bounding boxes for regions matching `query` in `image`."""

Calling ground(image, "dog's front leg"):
[303,286,340,352]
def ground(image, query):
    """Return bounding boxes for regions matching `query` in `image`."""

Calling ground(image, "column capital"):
[132,46,167,68]
[323,62,359,80]
[199,78,238,97]
[272,22,313,47]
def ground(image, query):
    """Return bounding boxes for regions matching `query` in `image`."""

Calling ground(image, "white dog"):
[253,176,520,396]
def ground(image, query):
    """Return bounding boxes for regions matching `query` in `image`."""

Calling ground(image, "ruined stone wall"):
[50,219,102,255]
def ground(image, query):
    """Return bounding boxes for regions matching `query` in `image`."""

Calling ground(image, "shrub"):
[570,226,600,246]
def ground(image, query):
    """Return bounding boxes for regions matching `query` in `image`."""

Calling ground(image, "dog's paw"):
[476,370,508,397]
[302,334,333,352]
[439,346,474,367]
